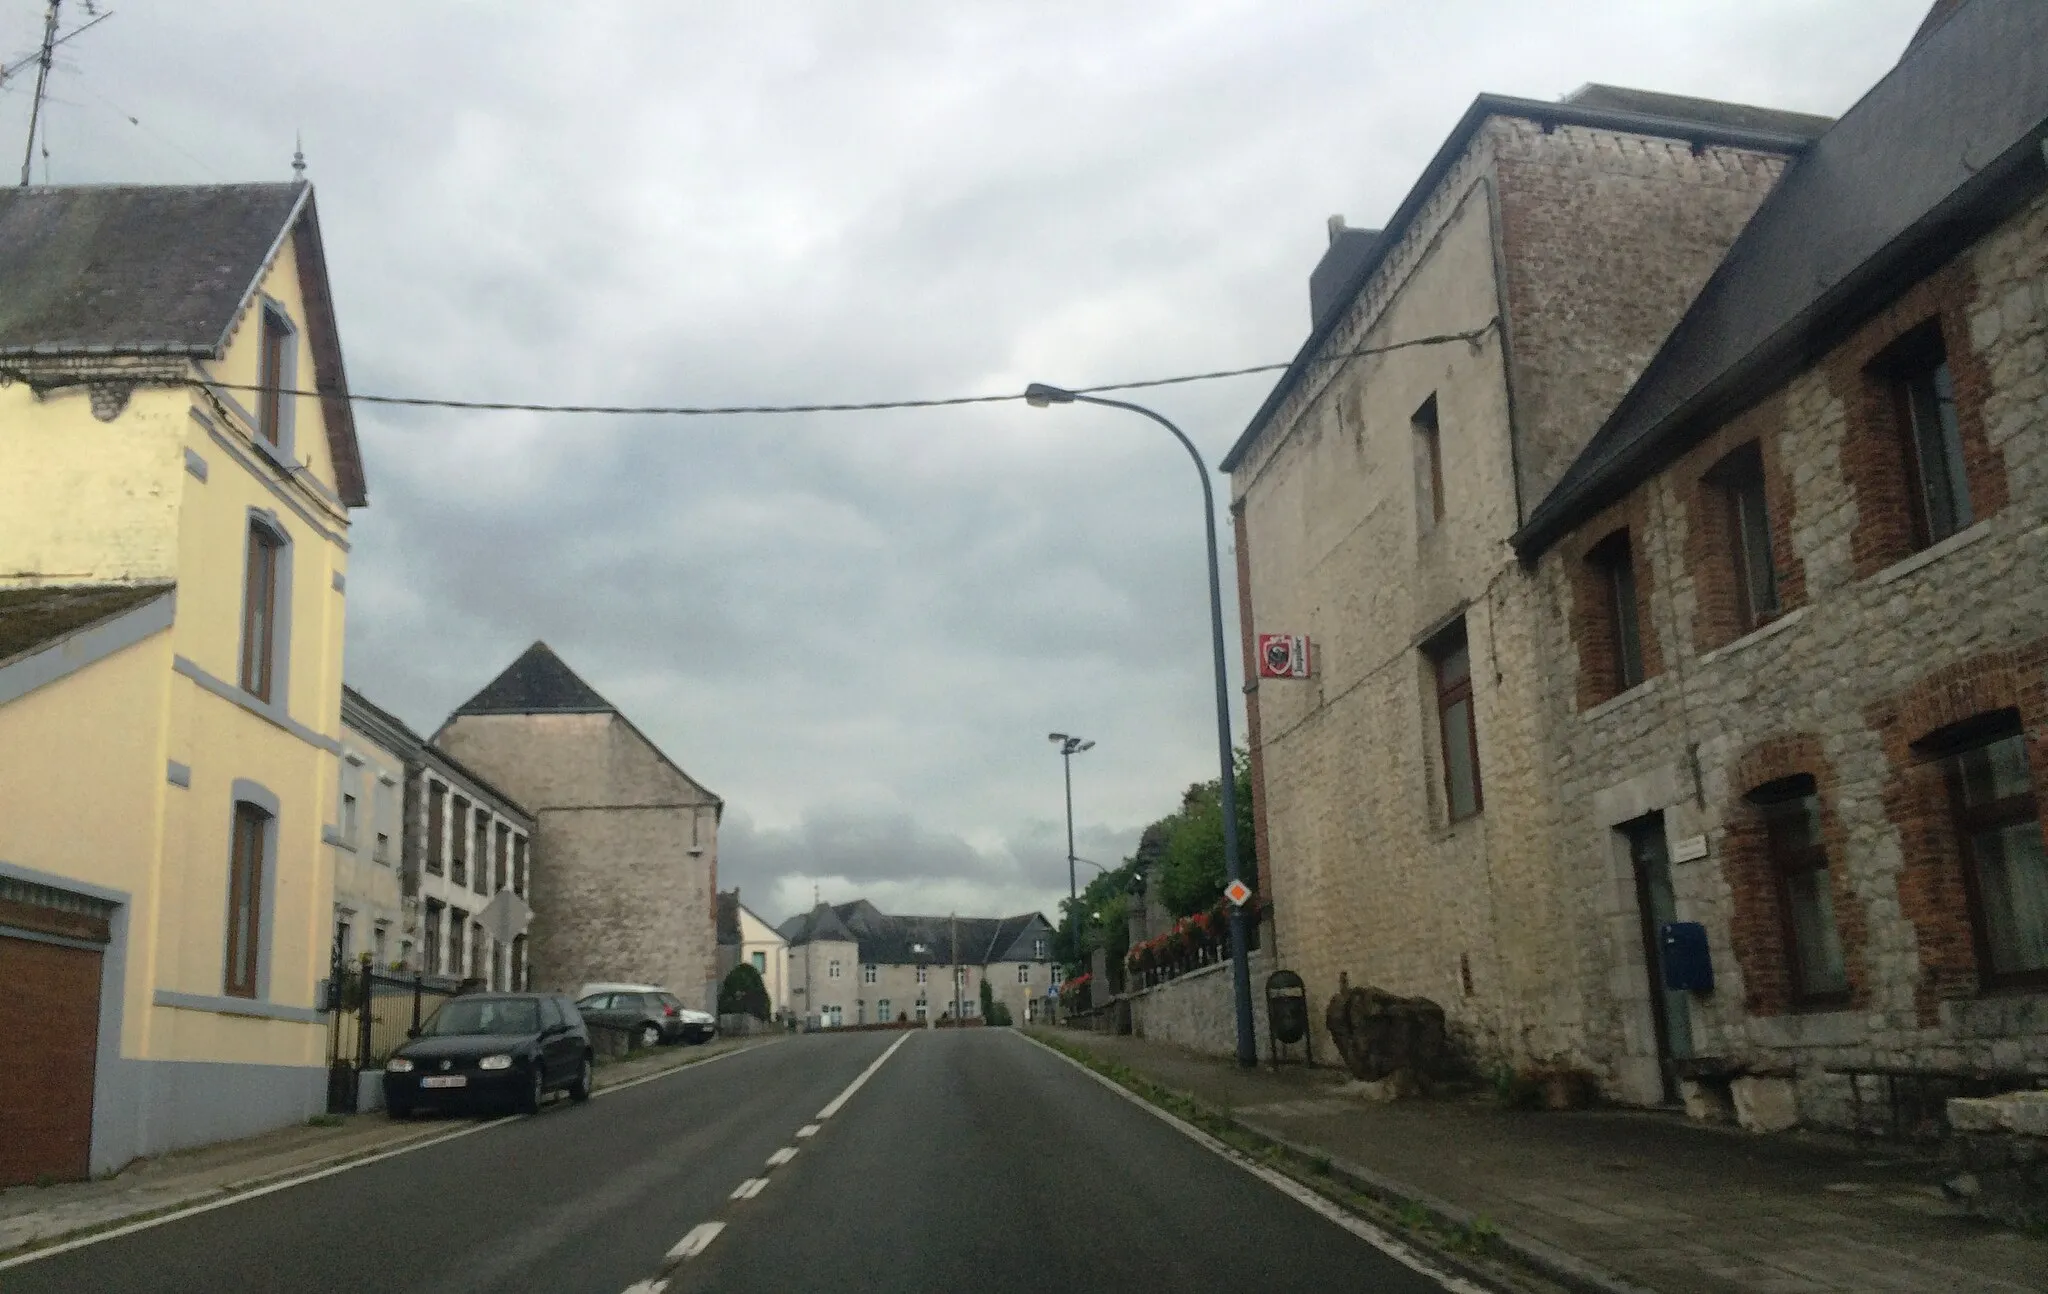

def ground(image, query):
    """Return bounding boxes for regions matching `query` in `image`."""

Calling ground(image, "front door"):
[1624,814,1692,1102]
[0,933,103,1186]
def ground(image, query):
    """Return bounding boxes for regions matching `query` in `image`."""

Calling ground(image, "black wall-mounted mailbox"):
[1659,922,1714,993]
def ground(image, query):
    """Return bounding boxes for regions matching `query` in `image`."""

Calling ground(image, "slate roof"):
[0,581,172,667]
[783,901,1049,965]
[0,181,367,507]
[1514,0,2048,556]
[1219,88,1828,475]
[340,684,535,824]
[450,642,616,715]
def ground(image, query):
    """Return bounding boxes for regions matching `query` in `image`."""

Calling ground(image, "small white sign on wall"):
[1671,834,1709,864]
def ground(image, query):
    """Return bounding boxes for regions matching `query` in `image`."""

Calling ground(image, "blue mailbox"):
[1659,922,1714,992]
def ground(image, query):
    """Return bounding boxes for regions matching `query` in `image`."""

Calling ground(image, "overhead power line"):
[2,321,1496,420]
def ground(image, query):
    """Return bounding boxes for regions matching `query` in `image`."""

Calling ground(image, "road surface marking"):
[665,1222,726,1262]
[1020,1033,1491,1294]
[621,1281,667,1293]
[730,1177,769,1200]
[765,1146,798,1167]
[796,1123,820,1138]
[815,1030,912,1120]
[0,1041,781,1272]
[0,1114,521,1272]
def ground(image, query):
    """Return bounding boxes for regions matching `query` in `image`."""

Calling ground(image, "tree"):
[1157,750,1257,917]
[718,961,771,1020]
[978,977,995,1022]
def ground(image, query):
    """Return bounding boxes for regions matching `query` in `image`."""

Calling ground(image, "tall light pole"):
[1047,732,1094,973]
[1026,384,1257,1067]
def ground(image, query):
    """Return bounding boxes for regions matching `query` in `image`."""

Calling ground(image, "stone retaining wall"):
[1126,949,1278,1059]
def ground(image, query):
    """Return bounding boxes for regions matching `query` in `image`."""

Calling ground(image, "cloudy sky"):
[3,1,1931,925]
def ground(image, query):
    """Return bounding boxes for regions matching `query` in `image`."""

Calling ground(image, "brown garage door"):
[0,932,103,1186]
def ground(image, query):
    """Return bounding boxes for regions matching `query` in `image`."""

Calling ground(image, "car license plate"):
[420,1075,466,1089]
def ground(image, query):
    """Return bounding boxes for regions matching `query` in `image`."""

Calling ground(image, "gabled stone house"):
[1223,82,1828,1073]
[433,643,722,1010]
[1510,0,2048,1117]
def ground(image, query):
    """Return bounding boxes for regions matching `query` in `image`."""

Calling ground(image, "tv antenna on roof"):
[11,1,116,186]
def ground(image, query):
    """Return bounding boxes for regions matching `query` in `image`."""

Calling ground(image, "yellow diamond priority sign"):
[1224,880,1252,907]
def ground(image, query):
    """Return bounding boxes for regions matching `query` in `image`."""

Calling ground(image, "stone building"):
[781,900,1053,1028]
[716,889,790,1017]
[1510,0,2048,1118]
[433,643,722,1010]
[1223,83,1828,1071]
[340,686,535,988]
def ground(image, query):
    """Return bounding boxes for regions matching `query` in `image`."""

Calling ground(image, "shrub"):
[718,962,772,1020]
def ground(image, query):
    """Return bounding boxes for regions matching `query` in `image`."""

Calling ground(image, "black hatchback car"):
[384,993,593,1118]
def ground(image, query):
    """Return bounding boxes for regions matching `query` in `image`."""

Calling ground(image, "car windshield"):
[421,998,539,1037]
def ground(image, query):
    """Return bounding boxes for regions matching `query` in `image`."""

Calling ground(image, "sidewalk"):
[0,1034,778,1261]
[1033,1029,2048,1294]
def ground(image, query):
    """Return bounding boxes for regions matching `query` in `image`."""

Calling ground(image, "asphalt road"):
[1,1031,1464,1294]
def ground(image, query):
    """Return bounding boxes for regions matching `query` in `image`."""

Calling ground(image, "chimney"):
[1309,216,1382,330]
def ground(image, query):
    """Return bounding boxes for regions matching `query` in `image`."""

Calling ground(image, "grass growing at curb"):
[1029,1032,1573,1294]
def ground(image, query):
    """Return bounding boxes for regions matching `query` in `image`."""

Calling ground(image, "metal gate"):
[324,944,459,1114]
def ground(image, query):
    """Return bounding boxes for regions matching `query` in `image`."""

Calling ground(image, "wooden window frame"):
[447,909,467,973]
[450,795,470,885]
[426,783,446,875]
[257,306,290,447]
[1888,325,1974,550]
[1713,445,1780,633]
[1941,716,2047,992]
[423,899,443,972]
[238,523,282,701]
[1755,778,1850,1009]
[1429,623,1483,822]
[494,824,510,892]
[473,814,490,894]
[1591,531,1644,693]
[224,803,269,998]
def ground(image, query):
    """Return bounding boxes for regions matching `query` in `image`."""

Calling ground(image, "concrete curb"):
[1032,1031,1652,1294]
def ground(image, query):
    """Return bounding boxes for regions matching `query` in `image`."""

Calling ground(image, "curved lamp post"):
[1025,384,1256,1067]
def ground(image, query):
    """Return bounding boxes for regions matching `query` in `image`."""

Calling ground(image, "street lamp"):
[1025,384,1257,1067]
[1047,732,1094,973]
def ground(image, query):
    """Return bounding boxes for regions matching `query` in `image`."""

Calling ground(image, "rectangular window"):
[877,998,892,1020]
[1033,938,1047,960]
[340,792,358,847]
[373,923,388,967]
[915,965,927,984]
[1017,964,1031,983]
[448,910,467,974]
[334,919,351,964]
[828,959,841,979]
[1755,779,1848,1003]
[473,815,490,894]
[258,306,289,446]
[1413,394,1444,531]
[450,796,469,885]
[915,1000,929,1022]
[513,835,528,895]
[1895,330,1973,547]
[1051,965,1063,986]
[954,967,966,987]
[225,803,268,998]
[862,964,877,984]
[1947,720,2047,986]
[1716,446,1780,631]
[1429,623,1482,821]
[375,832,391,864]
[423,900,443,972]
[751,951,766,974]
[239,524,282,701]
[471,923,486,977]
[1592,532,1644,693]
[494,824,510,892]
[427,784,446,874]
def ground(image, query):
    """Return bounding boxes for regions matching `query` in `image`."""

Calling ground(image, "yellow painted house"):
[0,182,366,1183]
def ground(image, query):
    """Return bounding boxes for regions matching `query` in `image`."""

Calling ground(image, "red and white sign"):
[1224,880,1253,907]
[1257,633,1312,679]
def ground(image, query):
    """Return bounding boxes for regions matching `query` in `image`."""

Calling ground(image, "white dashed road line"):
[729,1178,768,1200]
[620,1280,667,1294]
[665,1222,726,1263]
[795,1123,820,1138]
[815,1030,911,1121]
[765,1146,798,1167]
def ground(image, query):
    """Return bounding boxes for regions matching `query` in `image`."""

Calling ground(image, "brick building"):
[1222,84,1826,1071]
[1512,0,2048,1117]
[1228,0,2048,1124]
[432,643,722,1010]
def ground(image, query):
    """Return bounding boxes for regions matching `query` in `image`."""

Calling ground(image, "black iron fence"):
[324,948,463,1114]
